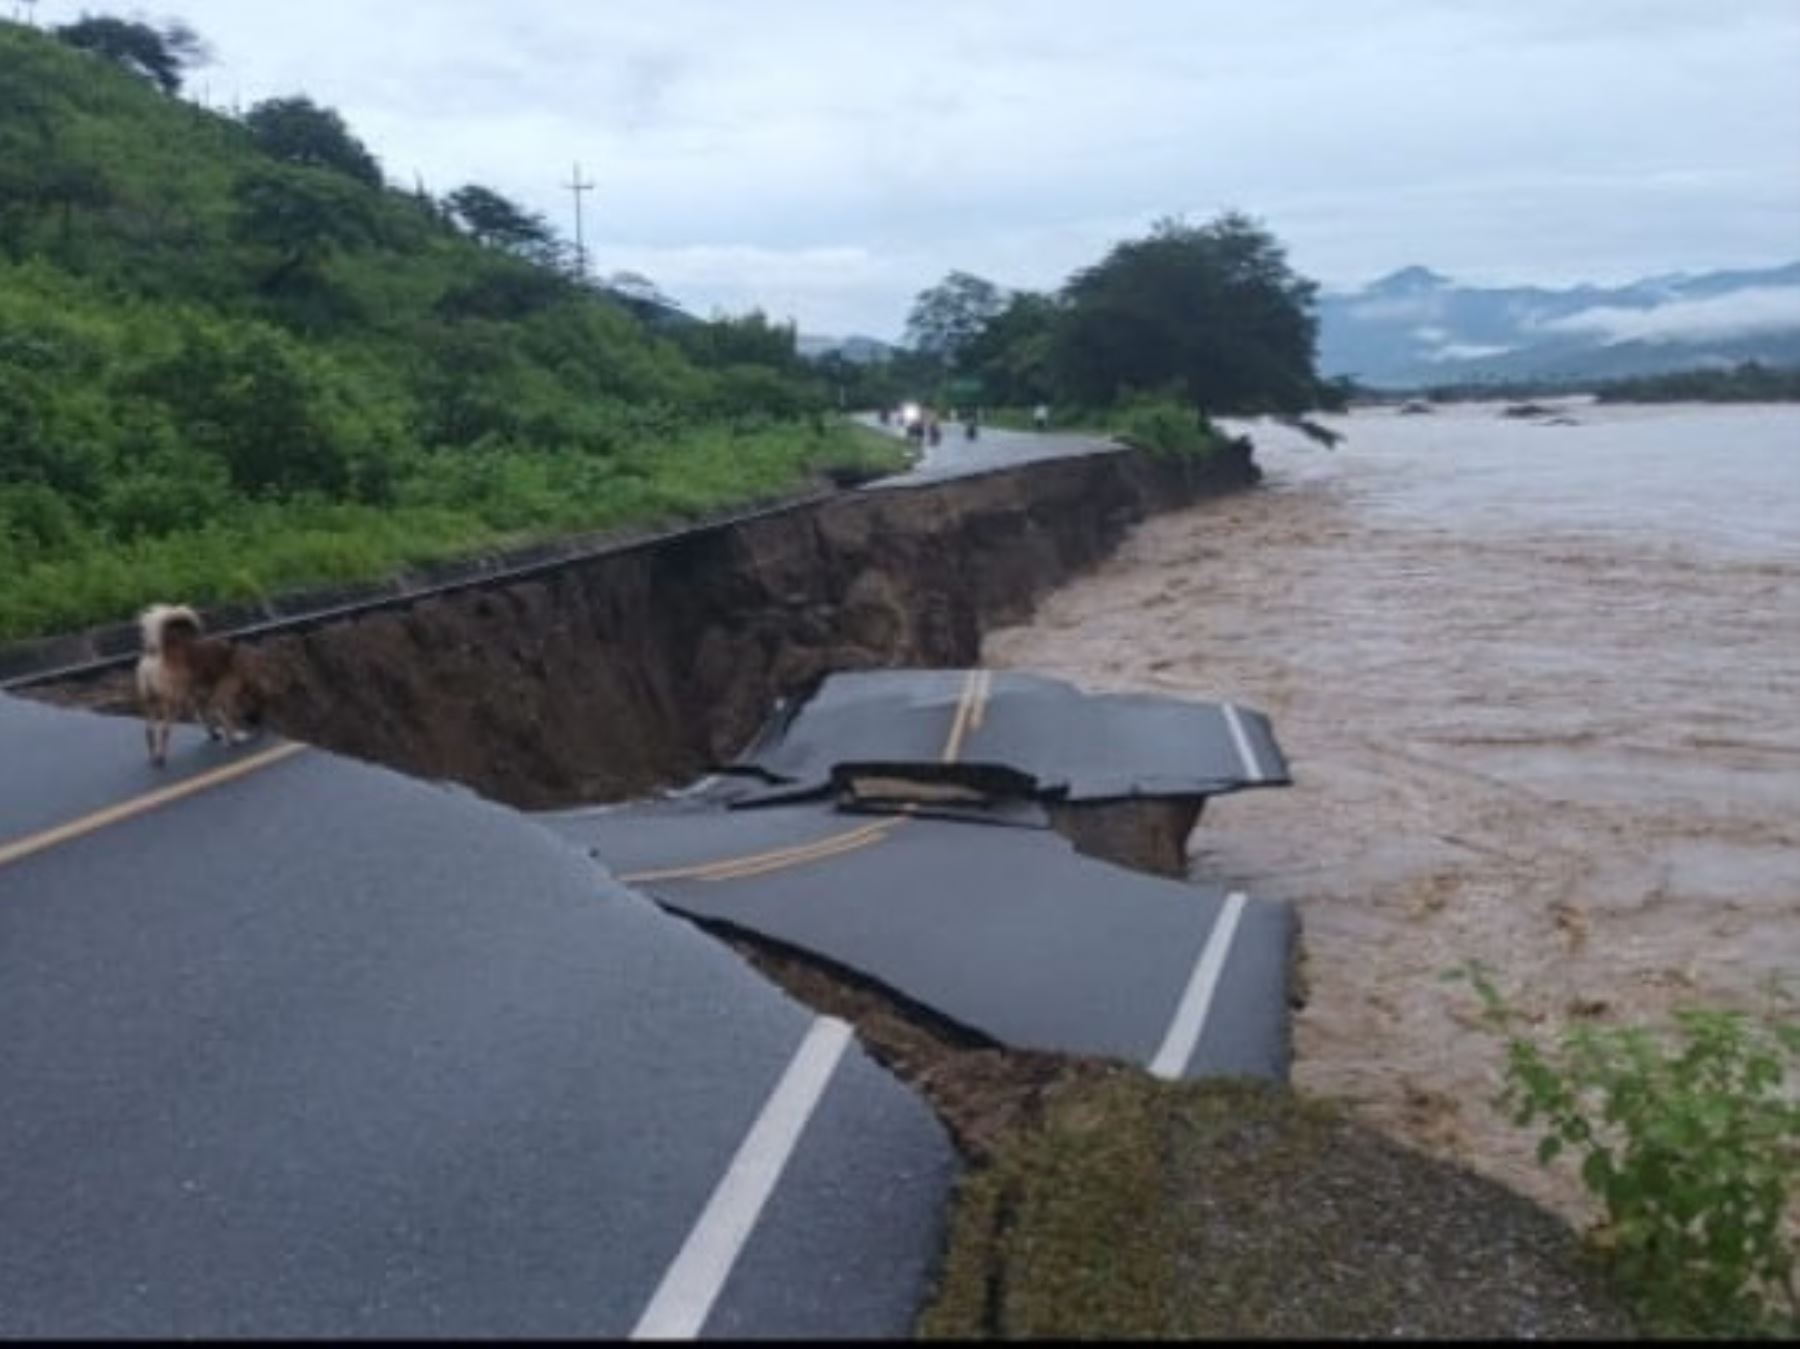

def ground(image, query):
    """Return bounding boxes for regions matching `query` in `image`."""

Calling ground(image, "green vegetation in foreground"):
[1453,963,1800,1338]
[0,419,905,641]
[0,18,889,642]
[920,1070,1632,1338]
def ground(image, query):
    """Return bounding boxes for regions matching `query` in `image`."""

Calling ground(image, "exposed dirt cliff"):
[23,444,1258,811]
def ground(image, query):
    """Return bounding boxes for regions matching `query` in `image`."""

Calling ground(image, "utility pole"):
[564,161,595,281]
[19,0,39,26]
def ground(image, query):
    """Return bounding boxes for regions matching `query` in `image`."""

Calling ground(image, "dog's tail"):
[139,603,203,656]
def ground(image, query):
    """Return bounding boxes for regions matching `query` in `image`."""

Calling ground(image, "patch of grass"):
[983,398,1224,458]
[920,1072,1634,1339]
[0,418,909,642]
[920,1065,1177,1339]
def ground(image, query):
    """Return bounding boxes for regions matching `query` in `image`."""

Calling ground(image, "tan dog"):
[135,604,264,767]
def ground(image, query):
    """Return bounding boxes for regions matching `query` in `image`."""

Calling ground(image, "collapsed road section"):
[543,669,1297,1080]
[7,439,1261,813]
[0,692,956,1339]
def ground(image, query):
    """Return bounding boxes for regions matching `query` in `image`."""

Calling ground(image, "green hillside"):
[0,18,898,641]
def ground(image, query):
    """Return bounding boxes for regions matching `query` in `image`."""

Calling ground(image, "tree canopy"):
[231,165,381,293]
[1056,212,1321,415]
[904,271,1006,365]
[243,96,384,188]
[53,16,206,96]
[959,291,1060,406]
[894,215,1325,416]
[444,184,555,258]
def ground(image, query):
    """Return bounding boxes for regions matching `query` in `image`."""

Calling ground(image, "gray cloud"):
[33,0,1800,337]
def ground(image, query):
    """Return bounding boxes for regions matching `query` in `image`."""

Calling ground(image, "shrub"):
[1449,961,1799,1338]
[1112,391,1220,459]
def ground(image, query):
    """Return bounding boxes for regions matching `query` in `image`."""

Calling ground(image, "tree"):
[243,96,383,188]
[904,271,1005,367]
[53,16,207,95]
[435,259,574,322]
[1055,212,1322,415]
[960,290,1060,406]
[231,165,379,293]
[675,310,799,371]
[443,184,554,256]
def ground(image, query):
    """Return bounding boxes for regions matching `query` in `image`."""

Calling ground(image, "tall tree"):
[904,271,1005,367]
[231,166,379,292]
[1055,212,1321,415]
[243,96,383,188]
[960,290,1061,405]
[444,184,554,256]
[53,16,206,95]
[676,309,799,370]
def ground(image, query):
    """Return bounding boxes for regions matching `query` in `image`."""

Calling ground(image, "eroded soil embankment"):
[27,444,1256,811]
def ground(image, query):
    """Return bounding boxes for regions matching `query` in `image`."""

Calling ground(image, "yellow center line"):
[695,822,899,882]
[618,668,993,889]
[618,818,899,885]
[939,669,982,764]
[0,741,309,870]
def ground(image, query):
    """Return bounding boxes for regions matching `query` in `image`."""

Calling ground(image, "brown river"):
[984,399,1800,1225]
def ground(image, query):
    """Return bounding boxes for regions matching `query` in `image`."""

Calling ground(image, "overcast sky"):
[31,0,1800,337]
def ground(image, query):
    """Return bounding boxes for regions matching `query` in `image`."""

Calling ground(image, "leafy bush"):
[1450,961,1799,1338]
[1113,391,1221,459]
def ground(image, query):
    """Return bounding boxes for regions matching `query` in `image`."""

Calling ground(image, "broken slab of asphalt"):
[540,669,1297,1080]
[546,796,1295,1082]
[725,667,1289,806]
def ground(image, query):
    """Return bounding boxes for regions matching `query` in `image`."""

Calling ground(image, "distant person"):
[926,410,942,446]
[1032,403,1049,431]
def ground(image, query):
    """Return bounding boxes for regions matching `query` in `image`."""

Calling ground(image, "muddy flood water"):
[984,399,1800,1225]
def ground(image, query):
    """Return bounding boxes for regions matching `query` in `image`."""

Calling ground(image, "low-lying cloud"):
[1542,286,1800,346]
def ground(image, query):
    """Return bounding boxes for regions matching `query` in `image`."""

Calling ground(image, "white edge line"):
[631,1016,854,1340]
[1220,703,1266,783]
[1148,892,1248,1080]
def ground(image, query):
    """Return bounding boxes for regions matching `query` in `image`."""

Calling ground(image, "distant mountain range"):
[1318,261,1800,389]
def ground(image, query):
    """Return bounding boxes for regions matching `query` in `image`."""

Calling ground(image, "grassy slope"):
[0,23,904,642]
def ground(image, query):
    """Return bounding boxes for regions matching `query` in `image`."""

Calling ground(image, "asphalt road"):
[859,415,1121,486]
[0,694,956,1338]
[0,662,1298,1334]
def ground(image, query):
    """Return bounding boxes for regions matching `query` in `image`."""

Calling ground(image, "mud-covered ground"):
[985,402,1800,1229]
